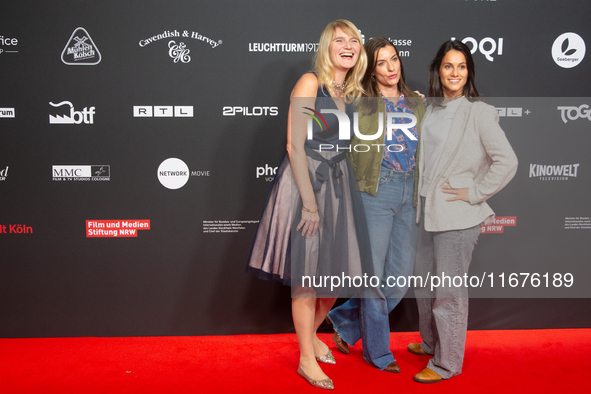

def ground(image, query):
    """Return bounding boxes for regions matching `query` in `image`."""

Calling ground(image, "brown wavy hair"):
[360,37,419,115]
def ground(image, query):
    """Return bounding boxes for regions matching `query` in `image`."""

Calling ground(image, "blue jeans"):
[327,168,418,370]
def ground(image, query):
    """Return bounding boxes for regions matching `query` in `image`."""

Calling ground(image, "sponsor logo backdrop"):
[0,0,590,337]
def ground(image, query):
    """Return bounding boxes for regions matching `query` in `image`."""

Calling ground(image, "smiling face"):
[372,45,401,92]
[329,27,360,73]
[439,49,468,98]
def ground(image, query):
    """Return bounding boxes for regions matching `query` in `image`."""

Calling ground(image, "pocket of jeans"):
[378,173,389,185]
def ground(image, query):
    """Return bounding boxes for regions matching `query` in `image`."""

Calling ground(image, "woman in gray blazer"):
[408,40,518,383]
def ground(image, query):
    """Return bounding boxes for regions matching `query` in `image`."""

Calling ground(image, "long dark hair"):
[428,40,480,107]
[360,37,419,115]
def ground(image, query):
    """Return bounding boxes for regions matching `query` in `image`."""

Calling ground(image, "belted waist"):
[305,147,346,198]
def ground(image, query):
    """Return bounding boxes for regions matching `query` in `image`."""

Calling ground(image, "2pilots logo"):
[557,104,591,123]
[451,36,503,62]
[49,101,95,124]
[552,33,586,68]
[223,106,278,116]
[139,29,222,64]
[61,27,101,65]
[52,165,110,181]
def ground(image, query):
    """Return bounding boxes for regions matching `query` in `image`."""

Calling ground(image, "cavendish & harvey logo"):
[139,29,222,64]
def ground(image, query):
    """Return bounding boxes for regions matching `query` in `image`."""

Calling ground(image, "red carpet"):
[1,329,589,393]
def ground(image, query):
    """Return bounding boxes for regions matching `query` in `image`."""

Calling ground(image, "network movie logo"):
[451,36,503,62]
[529,163,579,181]
[61,27,101,65]
[0,166,8,181]
[0,224,32,235]
[480,216,516,234]
[223,106,278,116]
[0,108,15,118]
[304,107,417,152]
[0,35,18,55]
[557,104,591,123]
[552,32,586,68]
[87,220,150,238]
[49,101,95,124]
[139,29,222,64]
[52,165,110,181]
[134,106,193,117]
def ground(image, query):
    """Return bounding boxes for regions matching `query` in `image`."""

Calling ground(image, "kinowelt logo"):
[557,104,591,123]
[451,36,503,62]
[552,32,586,68]
[304,108,416,152]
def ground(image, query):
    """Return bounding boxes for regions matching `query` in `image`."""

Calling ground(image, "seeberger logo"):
[87,220,150,238]
[49,101,95,124]
[52,165,110,181]
[61,27,101,65]
[552,32,586,68]
[557,104,591,123]
[480,216,516,234]
[529,163,579,181]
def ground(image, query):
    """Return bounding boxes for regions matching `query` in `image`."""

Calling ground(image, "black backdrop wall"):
[1,0,590,338]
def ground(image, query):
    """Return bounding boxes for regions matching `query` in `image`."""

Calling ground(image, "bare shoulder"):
[291,73,318,98]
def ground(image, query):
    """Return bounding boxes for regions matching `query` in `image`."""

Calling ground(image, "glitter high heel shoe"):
[297,365,334,390]
[315,342,336,365]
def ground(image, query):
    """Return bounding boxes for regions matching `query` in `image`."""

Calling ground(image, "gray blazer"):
[416,99,518,232]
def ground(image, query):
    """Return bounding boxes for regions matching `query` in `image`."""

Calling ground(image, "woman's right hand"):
[296,208,319,238]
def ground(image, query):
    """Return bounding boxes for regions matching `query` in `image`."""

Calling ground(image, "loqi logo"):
[305,108,416,152]
[552,32,586,68]
[158,158,189,189]
[134,106,193,117]
[451,36,503,62]
[557,104,591,123]
[49,101,95,124]
[61,27,101,65]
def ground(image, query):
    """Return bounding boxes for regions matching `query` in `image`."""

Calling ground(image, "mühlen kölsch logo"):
[61,27,101,65]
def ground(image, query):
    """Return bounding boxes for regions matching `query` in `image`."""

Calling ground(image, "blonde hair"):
[313,20,367,99]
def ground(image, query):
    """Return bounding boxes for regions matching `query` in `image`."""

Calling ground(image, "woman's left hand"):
[442,180,470,202]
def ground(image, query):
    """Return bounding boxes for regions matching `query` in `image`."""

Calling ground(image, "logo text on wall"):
[480,216,516,234]
[139,30,222,64]
[0,35,18,55]
[87,220,150,238]
[223,106,278,116]
[49,101,95,124]
[0,224,32,235]
[61,27,101,65]
[134,106,193,117]
[451,36,503,62]
[552,32,586,68]
[529,163,579,181]
[0,108,15,118]
[52,165,110,181]
[557,104,591,123]
[0,166,8,181]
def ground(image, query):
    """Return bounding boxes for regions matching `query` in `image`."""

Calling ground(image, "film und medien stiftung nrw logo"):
[158,158,189,189]
[552,32,586,68]
[61,27,101,65]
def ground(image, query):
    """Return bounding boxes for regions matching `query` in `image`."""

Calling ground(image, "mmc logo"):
[302,107,417,149]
